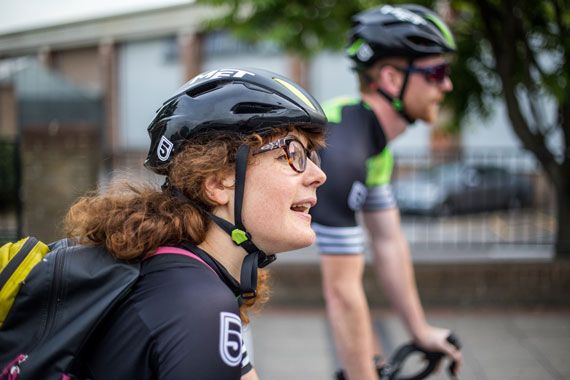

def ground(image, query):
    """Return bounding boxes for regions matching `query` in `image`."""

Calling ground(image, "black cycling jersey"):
[82,249,252,380]
[311,97,394,228]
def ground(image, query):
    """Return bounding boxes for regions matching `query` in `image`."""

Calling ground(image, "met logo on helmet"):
[157,135,174,162]
[185,69,256,88]
[380,5,427,25]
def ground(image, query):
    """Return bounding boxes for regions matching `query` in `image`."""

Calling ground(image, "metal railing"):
[0,146,556,249]
[392,149,555,248]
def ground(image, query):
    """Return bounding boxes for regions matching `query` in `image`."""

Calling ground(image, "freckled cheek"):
[247,181,290,215]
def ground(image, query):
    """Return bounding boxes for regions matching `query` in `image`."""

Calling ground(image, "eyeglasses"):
[253,136,320,173]
[397,63,450,84]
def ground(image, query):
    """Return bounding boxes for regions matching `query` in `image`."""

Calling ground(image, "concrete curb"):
[267,260,570,308]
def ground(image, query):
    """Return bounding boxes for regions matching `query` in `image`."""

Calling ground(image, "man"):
[311,4,463,379]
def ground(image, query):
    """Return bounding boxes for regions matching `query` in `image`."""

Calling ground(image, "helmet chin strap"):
[215,144,277,299]
[164,144,276,300]
[375,59,416,124]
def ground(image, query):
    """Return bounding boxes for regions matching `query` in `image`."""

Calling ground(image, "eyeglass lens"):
[287,140,306,172]
[287,140,320,172]
[425,64,450,83]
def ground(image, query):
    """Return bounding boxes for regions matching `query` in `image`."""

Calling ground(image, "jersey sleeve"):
[362,148,397,210]
[150,272,249,379]
[240,334,253,376]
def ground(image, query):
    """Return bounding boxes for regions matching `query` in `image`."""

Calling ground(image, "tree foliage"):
[196,0,362,56]
[197,0,570,256]
[451,0,569,256]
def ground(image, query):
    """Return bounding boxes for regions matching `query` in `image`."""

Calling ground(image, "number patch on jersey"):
[219,312,243,367]
[348,181,368,211]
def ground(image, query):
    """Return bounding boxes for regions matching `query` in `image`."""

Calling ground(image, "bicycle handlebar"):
[387,333,461,380]
[335,333,462,380]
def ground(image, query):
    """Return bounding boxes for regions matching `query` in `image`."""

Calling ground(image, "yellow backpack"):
[0,236,140,379]
[0,237,50,328]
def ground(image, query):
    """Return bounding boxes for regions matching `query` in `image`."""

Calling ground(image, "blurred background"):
[0,0,568,379]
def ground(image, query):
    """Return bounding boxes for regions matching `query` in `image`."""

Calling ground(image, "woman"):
[66,68,327,379]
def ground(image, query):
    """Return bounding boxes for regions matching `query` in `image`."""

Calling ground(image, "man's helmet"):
[145,67,326,175]
[346,4,456,71]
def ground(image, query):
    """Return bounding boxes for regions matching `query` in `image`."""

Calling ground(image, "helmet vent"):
[185,82,220,98]
[407,36,435,47]
[232,102,284,114]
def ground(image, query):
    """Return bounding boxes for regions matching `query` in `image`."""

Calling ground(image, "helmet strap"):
[234,144,248,233]
[162,144,276,300]
[376,58,416,124]
[232,144,277,298]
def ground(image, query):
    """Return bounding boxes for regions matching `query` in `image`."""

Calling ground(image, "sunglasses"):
[253,136,320,173]
[397,63,451,84]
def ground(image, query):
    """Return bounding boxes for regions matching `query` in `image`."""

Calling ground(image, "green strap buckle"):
[392,99,403,111]
[231,229,249,245]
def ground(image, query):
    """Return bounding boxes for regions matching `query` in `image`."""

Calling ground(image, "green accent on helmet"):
[392,98,403,111]
[425,14,456,50]
[272,77,317,111]
[231,229,248,245]
[346,38,365,57]
[322,96,360,124]
[366,148,394,187]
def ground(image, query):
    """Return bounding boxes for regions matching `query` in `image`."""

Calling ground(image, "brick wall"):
[22,128,100,241]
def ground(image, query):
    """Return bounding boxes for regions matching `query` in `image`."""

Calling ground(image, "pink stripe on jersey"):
[150,246,215,274]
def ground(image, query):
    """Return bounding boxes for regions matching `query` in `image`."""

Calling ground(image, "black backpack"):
[0,237,140,379]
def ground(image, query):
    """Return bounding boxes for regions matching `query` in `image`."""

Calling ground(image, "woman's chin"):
[265,232,316,254]
[285,231,316,251]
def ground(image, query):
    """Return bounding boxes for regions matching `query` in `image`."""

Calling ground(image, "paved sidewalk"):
[277,243,554,264]
[247,308,570,380]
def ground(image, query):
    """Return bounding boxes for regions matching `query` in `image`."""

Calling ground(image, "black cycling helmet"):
[144,67,326,301]
[346,4,456,124]
[145,67,326,175]
[346,4,456,70]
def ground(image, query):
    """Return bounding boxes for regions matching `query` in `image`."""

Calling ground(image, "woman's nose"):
[305,159,327,187]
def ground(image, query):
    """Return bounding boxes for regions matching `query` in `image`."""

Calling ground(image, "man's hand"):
[414,326,463,376]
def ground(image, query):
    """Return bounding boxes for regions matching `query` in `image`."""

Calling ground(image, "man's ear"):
[378,65,403,96]
[204,173,234,205]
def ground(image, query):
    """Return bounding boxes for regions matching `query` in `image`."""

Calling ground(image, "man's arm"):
[362,208,462,374]
[321,254,382,380]
[241,368,259,380]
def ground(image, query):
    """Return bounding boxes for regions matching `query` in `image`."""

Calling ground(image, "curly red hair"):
[65,125,324,323]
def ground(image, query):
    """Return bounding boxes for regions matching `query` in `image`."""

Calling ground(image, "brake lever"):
[444,334,461,379]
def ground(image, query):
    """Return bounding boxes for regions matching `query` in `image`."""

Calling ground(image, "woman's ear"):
[204,173,234,205]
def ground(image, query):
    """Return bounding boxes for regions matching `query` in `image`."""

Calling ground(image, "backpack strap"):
[146,246,216,275]
[0,237,50,328]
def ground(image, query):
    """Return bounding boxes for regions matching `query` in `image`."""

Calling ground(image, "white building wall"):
[202,35,288,80]
[202,55,288,79]
[309,51,358,103]
[118,37,182,149]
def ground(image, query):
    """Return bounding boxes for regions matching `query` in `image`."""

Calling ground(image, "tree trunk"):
[555,174,570,259]
[289,54,309,90]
